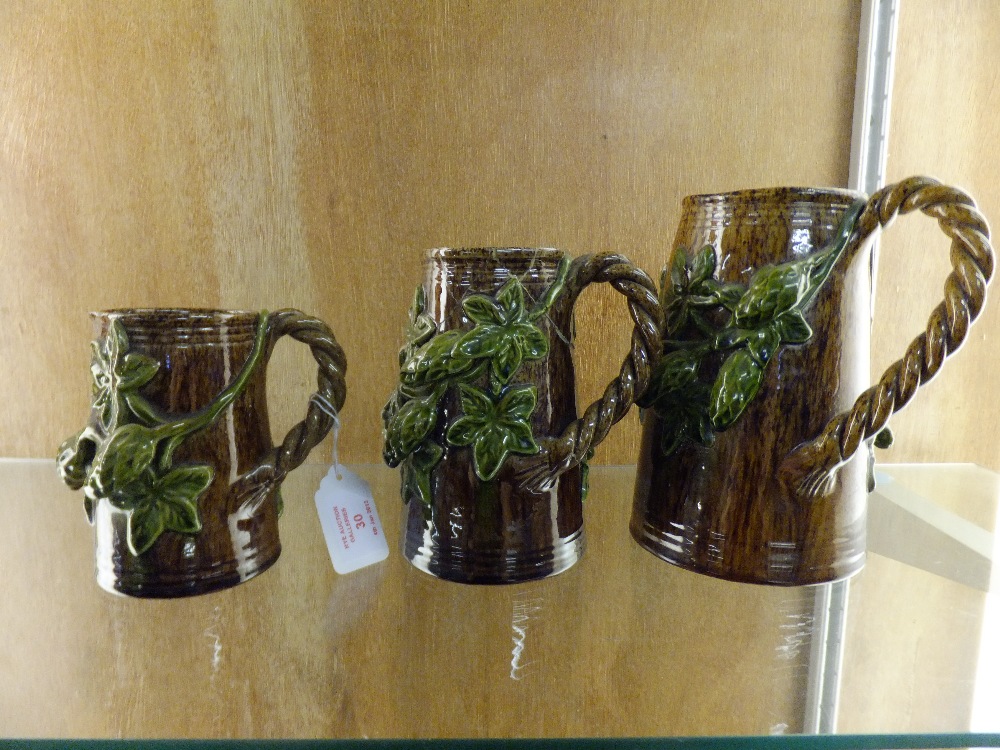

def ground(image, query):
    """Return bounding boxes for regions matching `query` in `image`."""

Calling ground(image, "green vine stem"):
[58,312,270,556]
[638,198,867,456]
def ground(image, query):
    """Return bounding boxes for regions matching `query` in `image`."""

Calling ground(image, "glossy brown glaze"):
[403,248,661,584]
[632,178,993,585]
[88,308,346,597]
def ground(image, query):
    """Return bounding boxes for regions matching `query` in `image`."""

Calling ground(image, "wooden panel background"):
[870,0,1000,471]
[0,0,861,464]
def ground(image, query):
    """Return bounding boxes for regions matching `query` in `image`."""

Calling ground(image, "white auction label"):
[314,466,389,574]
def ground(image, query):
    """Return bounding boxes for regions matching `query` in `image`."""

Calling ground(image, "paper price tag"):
[314,466,389,574]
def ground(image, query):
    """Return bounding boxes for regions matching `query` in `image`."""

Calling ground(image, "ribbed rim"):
[683,185,864,209]
[428,247,565,263]
[91,309,262,343]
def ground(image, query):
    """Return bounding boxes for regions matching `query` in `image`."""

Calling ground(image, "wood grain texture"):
[870,0,1000,470]
[0,1,861,463]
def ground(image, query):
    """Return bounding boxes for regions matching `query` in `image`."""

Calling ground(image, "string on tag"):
[310,392,343,480]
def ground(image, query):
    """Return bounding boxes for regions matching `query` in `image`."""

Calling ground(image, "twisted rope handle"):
[780,176,993,496]
[546,253,664,471]
[256,309,348,480]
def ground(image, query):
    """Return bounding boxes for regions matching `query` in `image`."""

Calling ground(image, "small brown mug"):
[631,177,993,585]
[58,308,347,597]
[383,248,662,584]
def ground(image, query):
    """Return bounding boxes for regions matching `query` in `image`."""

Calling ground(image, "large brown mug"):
[631,177,993,585]
[383,248,662,584]
[58,308,347,597]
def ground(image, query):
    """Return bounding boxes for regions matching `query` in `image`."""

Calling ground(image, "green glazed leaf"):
[401,330,464,385]
[457,383,494,418]
[108,320,129,364]
[690,246,717,285]
[659,419,690,457]
[93,423,159,492]
[710,349,765,430]
[732,263,807,328]
[127,504,166,556]
[511,322,548,360]
[445,415,481,446]
[156,466,211,534]
[117,353,160,391]
[457,325,504,358]
[462,294,505,326]
[495,277,526,323]
[713,327,753,350]
[655,350,700,392]
[498,384,536,422]
[501,419,539,455]
[490,340,523,385]
[390,395,440,457]
[746,325,782,366]
[472,433,508,482]
[775,310,813,344]
[403,440,444,507]
[669,248,689,291]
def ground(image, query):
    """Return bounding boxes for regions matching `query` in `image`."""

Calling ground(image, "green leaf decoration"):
[58,312,273,556]
[669,248,689,291]
[690,246,717,285]
[402,440,444,508]
[462,294,505,325]
[384,261,567,506]
[644,201,864,455]
[709,349,765,430]
[746,326,782,366]
[117,353,160,391]
[732,263,807,329]
[511,322,547,359]
[388,393,440,459]
[127,504,166,556]
[124,391,165,426]
[446,383,540,481]
[457,324,504,358]
[156,465,213,534]
[92,423,158,493]
[495,276,526,323]
[774,310,813,344]
[401,330,467,385]
[491,339,524,385]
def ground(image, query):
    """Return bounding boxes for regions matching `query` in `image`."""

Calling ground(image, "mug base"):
[405,528,585,585]
[95,546,282,598]
[629,518,863,586]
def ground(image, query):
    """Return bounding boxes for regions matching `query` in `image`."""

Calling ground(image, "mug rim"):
[92,307,259,317]
[683,186,865,206]
[427,247,565,262]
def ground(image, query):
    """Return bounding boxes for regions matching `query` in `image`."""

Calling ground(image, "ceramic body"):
[59,308,347,598]
[384,248,661,584]
[632,190,868,585]
[631,177,994,586]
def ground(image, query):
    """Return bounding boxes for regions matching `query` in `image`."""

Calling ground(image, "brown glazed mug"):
[632,176,993,585]
[382,248,662,584]
[57,308,347,597]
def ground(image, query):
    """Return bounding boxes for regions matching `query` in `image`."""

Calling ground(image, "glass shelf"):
[2,459,998,747]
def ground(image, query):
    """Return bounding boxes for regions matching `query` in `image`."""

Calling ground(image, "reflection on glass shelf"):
[0,459,996,741]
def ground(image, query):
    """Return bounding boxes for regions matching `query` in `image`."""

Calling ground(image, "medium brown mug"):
[382,248,662,584]
[631,176,993,585]
[58,308,347,597]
